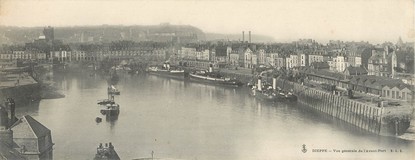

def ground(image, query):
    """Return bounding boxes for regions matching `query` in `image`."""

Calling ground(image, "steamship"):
[100,103,120,117]
[189,65,243,87]
[147,62,185,79]
[251,77,297,102]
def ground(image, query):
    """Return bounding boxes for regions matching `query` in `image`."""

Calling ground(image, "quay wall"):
[276,78,413,136]
[0,83,41,106]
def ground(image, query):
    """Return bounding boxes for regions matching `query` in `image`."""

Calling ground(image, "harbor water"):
[15,72,414,160]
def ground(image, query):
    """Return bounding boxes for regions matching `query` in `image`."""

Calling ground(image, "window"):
[402,92,406,100]
[387,90,390,97]
[392,91,395,98]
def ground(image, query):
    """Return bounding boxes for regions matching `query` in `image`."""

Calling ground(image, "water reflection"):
[15,100,40,117]
[13,71,415,159]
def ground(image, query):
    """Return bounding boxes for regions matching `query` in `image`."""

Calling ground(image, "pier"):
[276,78,413,136]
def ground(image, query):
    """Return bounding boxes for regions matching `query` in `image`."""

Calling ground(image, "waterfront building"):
[285,57,292,69]
[274,57,285,69]
[11,115,54,160]
[268,53,279,66]
[299,53,308,67]
[226,46,232,63]
[301,67,349,90]
[287,54,298,68]
[346,56,362,67]
[334,55,348,72]
[0,106,26,160]
[328,60,335,71]
[34,52,47,61]
[382,85,413,101]
[0,52,13,60]
[252,53,258,68]
[291,54,299,68]
[257,49,266,65]
[229,52,239,67]
[178,47,197,60]
[242,47,253,68]
[195,48,210,61]
[349,75,414,101]
[343,66,368,79]
[51,50,69,62]
[214,46,227,63]
[308,54,324,65]
[71,51,86,61]
[13,51,29,60]
[367,46,397,77]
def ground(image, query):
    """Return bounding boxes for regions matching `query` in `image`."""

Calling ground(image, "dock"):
[277,78,414,136]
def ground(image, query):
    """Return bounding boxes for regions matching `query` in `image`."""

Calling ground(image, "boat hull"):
[252,90,297,102]
[100,109,120,117]
[148,70,185,80]
[189,73,242,87]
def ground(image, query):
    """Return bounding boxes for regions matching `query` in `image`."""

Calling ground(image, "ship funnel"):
[209,64,213,73]
[257,77,262,91]
[272,77,277,90]
[242,31,245,43]
[166,63,170,70]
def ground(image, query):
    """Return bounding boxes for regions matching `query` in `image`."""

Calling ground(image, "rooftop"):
[11,115,51,138]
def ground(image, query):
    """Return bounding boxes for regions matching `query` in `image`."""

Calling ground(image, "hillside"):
[0,24,205,44]
[204,32,274,42]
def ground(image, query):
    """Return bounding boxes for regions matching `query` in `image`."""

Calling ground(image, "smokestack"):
[249,31,251,43]
[242,31,245,43]
[0,106,9,129]
[272,77,277,90]
[257,77,262,91]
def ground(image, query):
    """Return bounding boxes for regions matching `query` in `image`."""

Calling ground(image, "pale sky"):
[0,0,413,43]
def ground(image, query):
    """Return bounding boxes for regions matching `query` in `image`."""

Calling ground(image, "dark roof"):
[215,46,227,57]
[311,62,329,69]
[349,75,413,90]
[344,66,368,75]
[301,68,345,80]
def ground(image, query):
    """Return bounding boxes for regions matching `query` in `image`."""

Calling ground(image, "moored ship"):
[100,103,120,116]
[94,143,120,160]
[147,62,185,80]
[251,76,297,102]
[188,64,243,87]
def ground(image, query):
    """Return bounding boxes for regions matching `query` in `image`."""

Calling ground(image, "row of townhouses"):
[177,45,362,71]
[0,49,169,62]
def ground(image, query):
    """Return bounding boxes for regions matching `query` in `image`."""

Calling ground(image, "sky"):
[0,0,413,44]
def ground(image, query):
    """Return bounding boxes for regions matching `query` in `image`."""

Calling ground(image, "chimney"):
[249,31,251,43]
[242,31,245,43]
[209,64,213,72]
[7,98,16,127]
[257,77,262,91]
[272,77,277,90]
